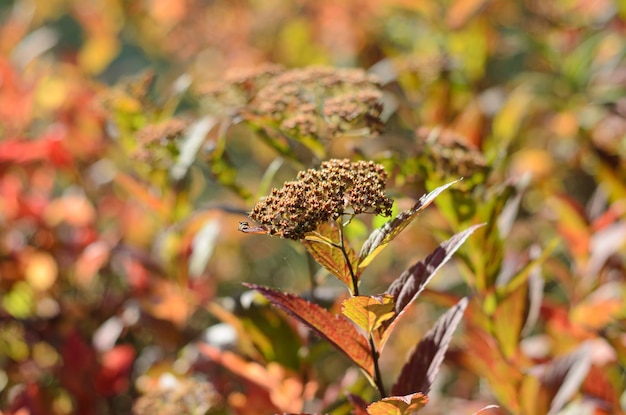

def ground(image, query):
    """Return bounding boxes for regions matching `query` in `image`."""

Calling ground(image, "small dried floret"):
[135,118,188,146]
[415,127,487,179]
[133,376,221,415]
[249,159,393,240]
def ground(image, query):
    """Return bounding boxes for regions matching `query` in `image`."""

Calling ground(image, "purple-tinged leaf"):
[358,180,461,270]
[379,224,482,349]
[342,295,395,336]
[366,393,428,415]
[544,342,592,415]
[390,297,468,396]
[243,283,374,378]
[347,393,370,415]
[303,221,360,292]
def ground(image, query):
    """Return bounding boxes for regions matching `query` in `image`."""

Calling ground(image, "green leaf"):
[342,295,395,336]
[492,284,527,360]
[358,179,461,270]
[391,297,468,396]
[366,393,429,415]
[244,283,374,378]
[302,221,360,292]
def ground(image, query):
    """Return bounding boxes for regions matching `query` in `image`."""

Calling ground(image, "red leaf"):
[391,297,468,396]
[244,283,374,378]
[95,344,136,396]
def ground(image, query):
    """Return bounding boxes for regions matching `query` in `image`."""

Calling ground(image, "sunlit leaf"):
[366,393,428,415]
[461,322,524,411]
[391,297,468,396]
[492,283,527,359]
[359,180,461,270]
[197,343,306,413]
[114,172,170,218]
[342,295,395,335]
[570,282,624,330]
[302,221,360,292]
[379,224,482,349]
[244,284,374,378]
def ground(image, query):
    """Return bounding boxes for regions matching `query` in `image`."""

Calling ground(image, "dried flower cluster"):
[202,66,385,141]
[131,118,188,164]
[415,127,488,181]
[200,64,286,110]
[249,159,393,240]
[252,67,384,139]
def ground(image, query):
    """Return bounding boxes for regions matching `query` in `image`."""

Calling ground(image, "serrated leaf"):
[366,393,428,415]
[244,283,374,378]
[302,221,360,292]
[379,224,483,349]
[391,297,468,396]
[342,295,395,335]
[358,180,461,270]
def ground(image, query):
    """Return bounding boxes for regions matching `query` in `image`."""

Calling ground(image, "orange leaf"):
[245,284,374,378]
[366,393,428,415]
[303,221,359,291]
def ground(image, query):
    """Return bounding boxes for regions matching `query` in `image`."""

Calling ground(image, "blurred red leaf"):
[95,344,136,396]
[244,283,374,378]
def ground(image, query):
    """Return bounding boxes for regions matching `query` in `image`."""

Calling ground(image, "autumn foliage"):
[1,1,626,415]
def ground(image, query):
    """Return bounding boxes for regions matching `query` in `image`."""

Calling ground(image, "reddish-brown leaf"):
[366,393,429,415]
[542,343,592,415]
[244,283,374,378]
[391,297,468,396]
[358,180,461,270]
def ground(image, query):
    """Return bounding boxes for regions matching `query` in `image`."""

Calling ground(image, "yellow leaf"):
[78,34,120,75]
[24,251,58,291]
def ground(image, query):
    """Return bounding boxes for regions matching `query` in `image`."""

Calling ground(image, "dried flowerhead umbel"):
[245,159,393,240]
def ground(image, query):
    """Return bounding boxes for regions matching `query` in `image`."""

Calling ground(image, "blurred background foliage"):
[1,0,626,414]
